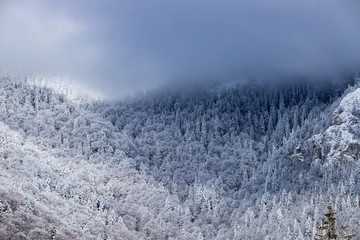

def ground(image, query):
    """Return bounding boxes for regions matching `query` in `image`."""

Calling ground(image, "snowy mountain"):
[313,87,360,164]
[0,75,360,239]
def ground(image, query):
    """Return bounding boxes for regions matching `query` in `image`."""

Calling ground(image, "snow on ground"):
[312,87,360,163]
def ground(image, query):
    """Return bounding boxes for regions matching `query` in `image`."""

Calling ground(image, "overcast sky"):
[0,0,360,97]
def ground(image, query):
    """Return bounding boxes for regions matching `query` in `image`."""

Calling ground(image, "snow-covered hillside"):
[0,76,360,239]
[313,87,360,164]
[0,77,191,239]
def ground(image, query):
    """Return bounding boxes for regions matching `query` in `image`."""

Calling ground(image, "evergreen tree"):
[315,204,356,240]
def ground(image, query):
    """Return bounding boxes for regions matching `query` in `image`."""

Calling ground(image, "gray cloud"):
[0,0,360,97]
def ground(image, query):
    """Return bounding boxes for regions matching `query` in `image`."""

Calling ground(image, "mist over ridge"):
[2,1,360,239]
[0,0,360,97]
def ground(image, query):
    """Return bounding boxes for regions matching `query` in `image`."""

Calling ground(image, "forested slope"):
[1,75,360,239]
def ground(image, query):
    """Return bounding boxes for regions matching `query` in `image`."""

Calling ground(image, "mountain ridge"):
[0,76,359,239]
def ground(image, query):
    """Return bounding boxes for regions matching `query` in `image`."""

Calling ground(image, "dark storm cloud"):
[0,0,360,97]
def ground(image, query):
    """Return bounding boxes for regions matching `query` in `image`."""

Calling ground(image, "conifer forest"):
[1,76,360,239]
[1,1,360,239]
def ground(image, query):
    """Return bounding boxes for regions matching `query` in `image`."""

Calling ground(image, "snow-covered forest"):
[0,74,360,239]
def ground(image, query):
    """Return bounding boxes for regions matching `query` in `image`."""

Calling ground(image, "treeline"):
[0,75,359,239]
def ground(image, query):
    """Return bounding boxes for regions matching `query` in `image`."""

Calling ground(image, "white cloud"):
[0,0,360,98]
[0,1,98,82]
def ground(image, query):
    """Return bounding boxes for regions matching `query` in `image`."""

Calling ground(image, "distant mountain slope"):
[0,75,360,239]
[100,77,360,239]
[0,77,192,239]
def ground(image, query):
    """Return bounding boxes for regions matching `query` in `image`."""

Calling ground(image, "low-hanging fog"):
[0,0,360,97]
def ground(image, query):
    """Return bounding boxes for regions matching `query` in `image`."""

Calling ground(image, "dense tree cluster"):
[0,75,359,239]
